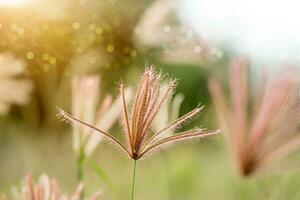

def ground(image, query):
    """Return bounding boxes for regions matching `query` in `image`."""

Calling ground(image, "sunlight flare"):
[0,0,30,7]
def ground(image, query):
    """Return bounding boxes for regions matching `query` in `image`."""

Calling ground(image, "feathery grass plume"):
[0,53,33,114]
[2,174,100,200]
[59,66,219,160]
[58,66,219,200]
[209,58,300,177]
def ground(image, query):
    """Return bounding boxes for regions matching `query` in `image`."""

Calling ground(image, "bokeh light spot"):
[72,22,81,30]
[26,52,34,60]
[49,57,56,65]
[194,46,202,54]
[106,45,115,53]
[130,50,137,57]
[95,27,103,34]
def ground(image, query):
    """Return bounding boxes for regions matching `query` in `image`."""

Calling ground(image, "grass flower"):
[58,66,219,199]
[152,83,185,136]
[59,67,219,159]
[71,75,132,191]
[72,75,131,158]
[0,53,33,115]
[209,59,300,177]
[2,174,100,200]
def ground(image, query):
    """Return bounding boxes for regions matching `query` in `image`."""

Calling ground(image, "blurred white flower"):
[2,174,100,200]
[72,75,132,157]
[0,53,33,115]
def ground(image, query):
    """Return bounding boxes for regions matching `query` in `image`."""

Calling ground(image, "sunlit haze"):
[178,0,300,65]
[0,0,30,7]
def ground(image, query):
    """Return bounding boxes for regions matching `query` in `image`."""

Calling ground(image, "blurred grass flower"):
[2,174,100,200]
[0,53,33,115]
[71,75,132,185]
[58,66,219,200]
[72,75,126,158]
[152,83,185,136]
[209,59,300,177]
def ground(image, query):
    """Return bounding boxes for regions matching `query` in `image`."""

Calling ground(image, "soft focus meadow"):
[1,0,300,200]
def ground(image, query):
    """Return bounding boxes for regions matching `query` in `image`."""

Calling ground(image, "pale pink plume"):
[209,58,300,176]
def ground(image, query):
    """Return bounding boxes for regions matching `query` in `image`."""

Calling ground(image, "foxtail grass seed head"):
[2,174,100,200]
[209,58,300,177]
[58,66,220,160]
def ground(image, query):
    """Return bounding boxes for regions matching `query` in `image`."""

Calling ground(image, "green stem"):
[77,148,85,200]
[130,160,137,200]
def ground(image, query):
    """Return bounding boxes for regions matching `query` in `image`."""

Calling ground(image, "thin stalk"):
[130,160,137,200]
[77,147,85,200]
